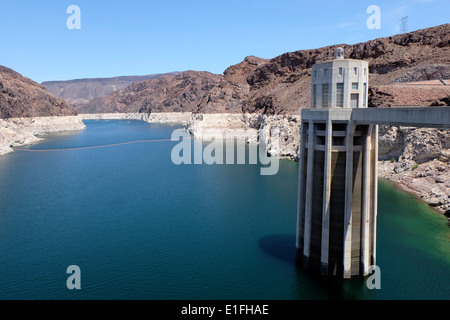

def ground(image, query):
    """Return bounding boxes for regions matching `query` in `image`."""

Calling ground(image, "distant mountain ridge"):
[42,72,181,108]
[78,71,222,114]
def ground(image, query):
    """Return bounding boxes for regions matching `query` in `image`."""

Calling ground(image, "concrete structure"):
[296,48,450,278]
[311,47,369,110]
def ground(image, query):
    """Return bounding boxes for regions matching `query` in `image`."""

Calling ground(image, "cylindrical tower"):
[296,48,378,278]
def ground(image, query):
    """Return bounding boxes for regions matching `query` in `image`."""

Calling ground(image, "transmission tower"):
[400,16,408,33]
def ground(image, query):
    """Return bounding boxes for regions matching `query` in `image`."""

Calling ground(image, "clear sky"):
[1,0,448,83]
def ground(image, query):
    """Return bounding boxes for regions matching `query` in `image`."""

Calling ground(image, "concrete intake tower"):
[296,48,378,278]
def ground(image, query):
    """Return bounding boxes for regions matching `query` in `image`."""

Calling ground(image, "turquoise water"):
[0,120,448,300]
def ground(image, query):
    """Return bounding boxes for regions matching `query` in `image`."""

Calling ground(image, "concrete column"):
[296,122,307,249]
[303,120,315,268]
[371,125,379,266]
[361,125,373,275]
[320,116,332,275]
[343,121,355,278]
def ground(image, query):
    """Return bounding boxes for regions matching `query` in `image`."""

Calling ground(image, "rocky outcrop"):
[186,113,300,159]
[42,72,181,108]
[0,116,86,155]
[370,81,450,107]
[0,66,77,119]
[79,71,222,114]
[379,126,450,163]
[392,65,450,83]
[195,56,269,114]
[430,95,450,106]
[378,157,450,216]
[378,125,450,215]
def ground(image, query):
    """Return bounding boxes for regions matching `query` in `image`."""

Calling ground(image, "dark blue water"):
[0,120,448,300]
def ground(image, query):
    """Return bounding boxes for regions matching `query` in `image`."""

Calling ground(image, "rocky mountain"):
[196,23,449,114]
[78,71,222,114]
[77,24,449,116]
[42,72,180,108]
[0,65,77,119]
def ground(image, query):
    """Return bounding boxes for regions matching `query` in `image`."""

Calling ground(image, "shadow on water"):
[258,234,374,300]
[258,234,297,264]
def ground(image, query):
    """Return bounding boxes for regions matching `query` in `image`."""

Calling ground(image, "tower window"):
[363,83,367,107]
[352,82,358,90]
[354,67,358,75]
[336,83,344,108]
[322,83,329,108]
[339,67,343,76]
[312,84,317,108]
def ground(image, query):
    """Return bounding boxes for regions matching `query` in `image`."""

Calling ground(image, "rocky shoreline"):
[79,112,301,159]
[0,116,86,155]
[378,125,450,216]
[378,155,450,217]
[79,112,193,125]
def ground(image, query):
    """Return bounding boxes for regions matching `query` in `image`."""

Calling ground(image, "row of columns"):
[296,116,378,278]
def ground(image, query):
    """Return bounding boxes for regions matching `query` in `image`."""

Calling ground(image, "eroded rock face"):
[0,66,77,119]
[378,126,450,163]
[185,113,301,160]
[392,65,450,83]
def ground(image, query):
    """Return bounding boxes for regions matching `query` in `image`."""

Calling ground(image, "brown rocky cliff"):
[195,56,269,113]
[0,66,77,119]
[196,23,449,114]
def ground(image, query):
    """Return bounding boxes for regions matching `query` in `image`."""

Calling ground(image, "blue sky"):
[1,0,448,83]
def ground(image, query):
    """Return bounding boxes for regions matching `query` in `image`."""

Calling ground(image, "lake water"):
[0,120,448,300]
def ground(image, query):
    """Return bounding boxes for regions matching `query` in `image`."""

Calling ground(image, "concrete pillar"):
[361,125,373,275]
[320,116,332,275]
[303,120,315,268]
[343,121,355,278]
[371,125,379,266]
[296,122,307,249]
